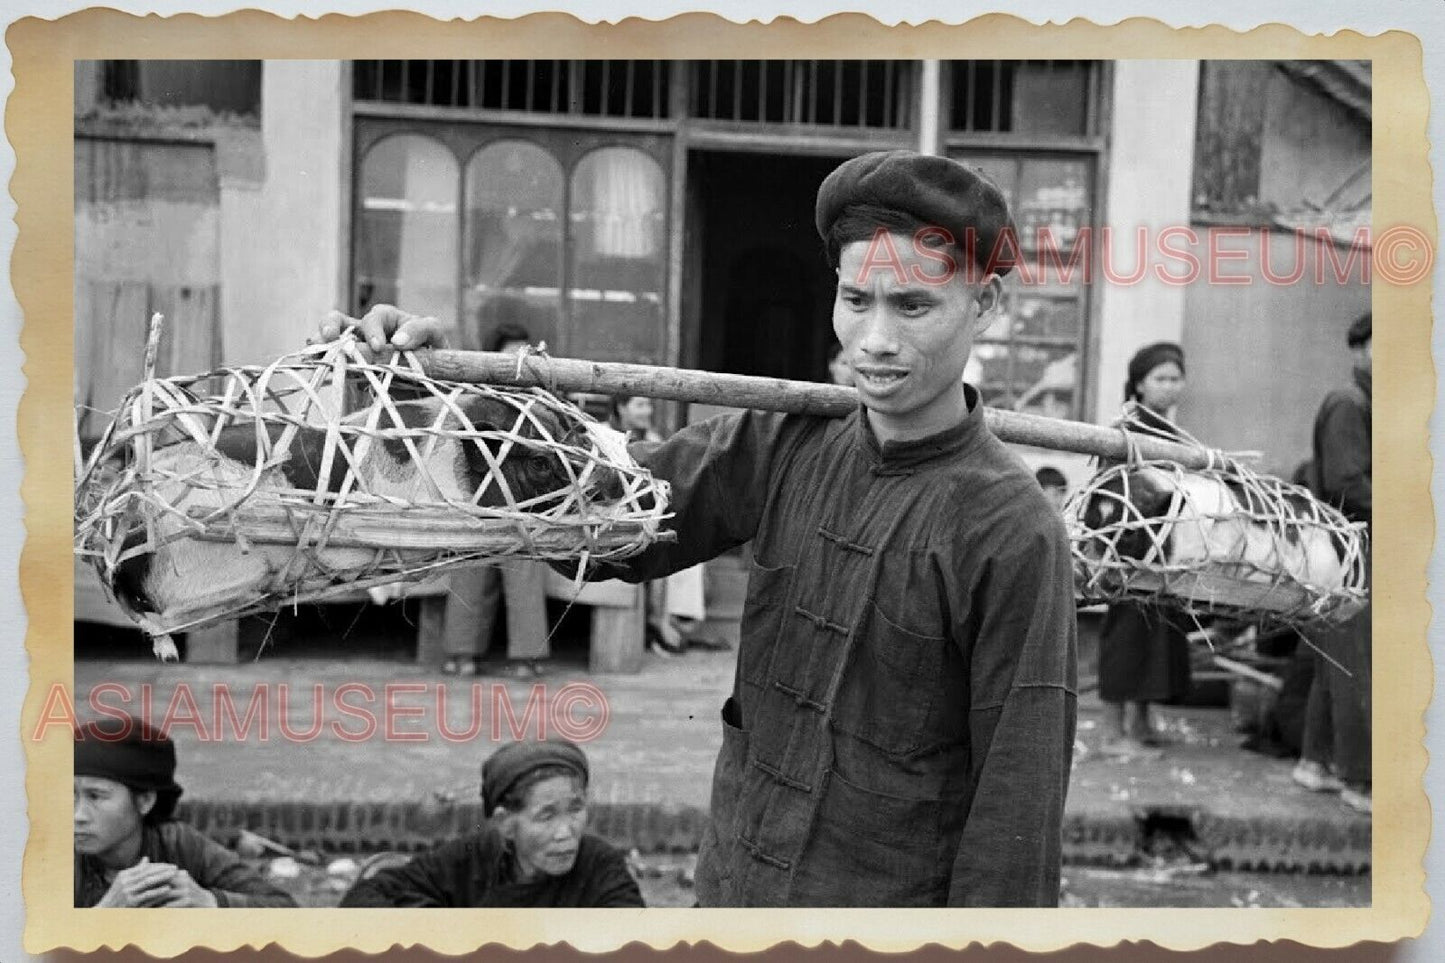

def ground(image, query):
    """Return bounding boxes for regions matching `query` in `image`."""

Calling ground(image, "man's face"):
[500,774,587,881]
[833,233,1000,441]
[74,775,150,860]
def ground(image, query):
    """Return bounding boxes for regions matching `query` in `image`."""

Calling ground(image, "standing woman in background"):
[1097,342,1193,757]
[439,319,553,678]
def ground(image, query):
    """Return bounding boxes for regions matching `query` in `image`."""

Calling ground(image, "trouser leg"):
[501,561,551,661]
[442,564,502,658]
[1300,642,1334,766]
[664,564,707,621]
[1328,606,1371,786]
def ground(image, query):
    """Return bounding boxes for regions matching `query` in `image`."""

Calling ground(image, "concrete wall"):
[1090,61,1200,427]
[75,139,221,287]
[1178,66,1370,478]
[219,61,347,365]
[1176,230,1370,480]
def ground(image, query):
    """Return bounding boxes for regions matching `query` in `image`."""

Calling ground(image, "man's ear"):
[133,789,157,819]
[971,274,1005,335]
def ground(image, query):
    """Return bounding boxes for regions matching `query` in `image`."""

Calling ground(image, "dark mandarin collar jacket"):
[612,390,1078,906]
[1312,367,1372,527]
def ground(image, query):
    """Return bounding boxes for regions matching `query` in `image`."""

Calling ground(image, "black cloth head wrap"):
[481,739,589,817]
[1124,341,1186,402]
[1347,312,1371,347]
[74,716,183,821]
[815,150,1018,277]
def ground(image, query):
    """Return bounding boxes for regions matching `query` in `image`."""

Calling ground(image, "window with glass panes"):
[352,118,670,365]
[944,61,1104,420]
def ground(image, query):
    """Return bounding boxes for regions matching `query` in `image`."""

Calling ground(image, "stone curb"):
[179,798,1370,873]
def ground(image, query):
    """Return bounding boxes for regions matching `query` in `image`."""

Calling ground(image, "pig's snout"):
[590,464,626,504]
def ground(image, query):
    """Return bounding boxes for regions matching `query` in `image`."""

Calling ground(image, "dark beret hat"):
[1347,312,1371,347]
[482,739,589,816]
[74,716,183,819]
[815,150,1018,276]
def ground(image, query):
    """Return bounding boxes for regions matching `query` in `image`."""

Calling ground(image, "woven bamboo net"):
[75,329,671,656]
[1063,404,1369,628]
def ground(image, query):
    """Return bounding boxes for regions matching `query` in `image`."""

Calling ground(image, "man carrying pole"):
[321,150,1077,907]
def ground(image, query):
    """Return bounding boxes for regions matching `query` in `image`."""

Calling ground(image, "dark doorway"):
[686,151,847,383]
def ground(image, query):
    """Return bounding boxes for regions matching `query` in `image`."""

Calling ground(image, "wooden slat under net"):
[1064,404,1369,629]
[74,328,671,658]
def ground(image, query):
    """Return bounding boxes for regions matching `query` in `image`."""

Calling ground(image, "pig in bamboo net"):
[1064,405,1369,628]
[74,330,671,659]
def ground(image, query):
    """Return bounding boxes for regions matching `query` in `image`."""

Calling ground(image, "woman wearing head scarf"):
[339,740,643,907]
[1097,342,1193,757]
[73,717,296,907]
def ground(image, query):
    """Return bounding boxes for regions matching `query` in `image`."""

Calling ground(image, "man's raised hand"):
[313,305,449,359]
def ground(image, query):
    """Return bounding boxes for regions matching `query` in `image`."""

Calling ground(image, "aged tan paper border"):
[14,9,1433,955]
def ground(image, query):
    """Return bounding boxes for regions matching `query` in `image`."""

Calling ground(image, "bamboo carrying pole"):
[419,349,1224,469]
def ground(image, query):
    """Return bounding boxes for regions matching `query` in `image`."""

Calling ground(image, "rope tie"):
[513,342,560,396]
[1119,425,1143,468]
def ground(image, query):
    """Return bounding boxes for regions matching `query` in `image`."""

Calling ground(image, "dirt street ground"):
[72,631,1369,907]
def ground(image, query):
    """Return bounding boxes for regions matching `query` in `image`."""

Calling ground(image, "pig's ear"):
[1131,479,1175,520]
[453,396,516,437]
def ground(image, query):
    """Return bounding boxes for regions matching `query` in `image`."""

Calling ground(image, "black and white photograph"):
[0,3,1421,950]
[64,54,1384,916]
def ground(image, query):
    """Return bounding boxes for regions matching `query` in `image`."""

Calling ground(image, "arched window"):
[354,134,459,329]
[568,147,667,363]
[461,140,564,350]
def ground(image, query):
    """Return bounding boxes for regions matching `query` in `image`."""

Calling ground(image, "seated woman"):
[74,716,297,907]
[340,739,642,907]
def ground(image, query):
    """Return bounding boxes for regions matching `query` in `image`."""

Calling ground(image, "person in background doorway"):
[439,320,552,680]
[1293,312,1372,815]
[1035,465,1069,513]
[609,394,709,656]
[610,394,659,444]
[1097,342,1193,758]
[74,717,296,908]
